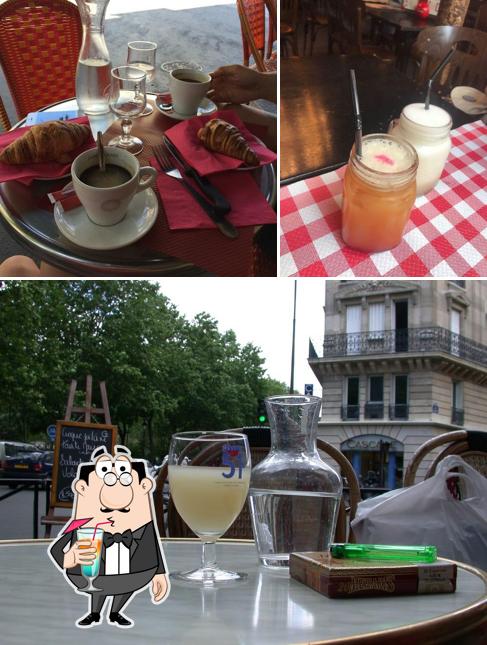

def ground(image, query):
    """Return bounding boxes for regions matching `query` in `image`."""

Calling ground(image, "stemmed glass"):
[168,431,251,585]
[77,527,104,591]
[127,41,157,116]
[108,65,147,155]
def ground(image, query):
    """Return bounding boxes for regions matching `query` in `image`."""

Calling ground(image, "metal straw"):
[424,47,456,110]
[350,69,362,158]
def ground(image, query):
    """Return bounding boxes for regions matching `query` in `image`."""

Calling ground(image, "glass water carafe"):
[249,396,342,568]
[75,0,112,115]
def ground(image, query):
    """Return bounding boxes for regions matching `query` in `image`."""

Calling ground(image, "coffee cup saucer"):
[53,186,158,250]
[155,94,217,120]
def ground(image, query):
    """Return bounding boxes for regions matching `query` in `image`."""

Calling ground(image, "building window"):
[450,308,461,357]
[365,376,384,419]
[346,304,362,354]
[390,375,408,419]
[452,381,464,425]
[368,302,385,340]
[342,376,360,420]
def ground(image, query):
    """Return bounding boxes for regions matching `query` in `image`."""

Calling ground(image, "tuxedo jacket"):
[49,521,166,579]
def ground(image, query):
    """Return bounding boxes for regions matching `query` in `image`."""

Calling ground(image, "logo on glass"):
[222,444,243,479]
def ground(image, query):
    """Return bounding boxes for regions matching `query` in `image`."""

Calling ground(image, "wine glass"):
[127,41,157,116]
[108,65,147,155]
[168,431,251,585]
[77,527,104,591]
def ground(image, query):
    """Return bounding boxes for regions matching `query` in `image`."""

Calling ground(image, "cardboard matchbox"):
[289,552,457,599]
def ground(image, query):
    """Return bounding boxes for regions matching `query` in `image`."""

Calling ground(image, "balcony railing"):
[341,404,360,420]
[389,404,409,420]
[451,408,464,426]
[364,402,384,419]
[320,327,487,367]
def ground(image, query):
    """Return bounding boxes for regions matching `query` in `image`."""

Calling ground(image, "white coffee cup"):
[71,147,157,226]
[169,68,211,116]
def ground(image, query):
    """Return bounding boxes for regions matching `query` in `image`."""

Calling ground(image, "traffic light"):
[257,399,267,424]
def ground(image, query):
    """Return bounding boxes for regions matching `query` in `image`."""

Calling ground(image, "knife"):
[162,135,231,216]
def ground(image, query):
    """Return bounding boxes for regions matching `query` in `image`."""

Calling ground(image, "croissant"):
[197,119,259,166]
[0,121,91,165]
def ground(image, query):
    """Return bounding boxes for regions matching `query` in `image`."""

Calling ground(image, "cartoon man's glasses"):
[103,471,133,486]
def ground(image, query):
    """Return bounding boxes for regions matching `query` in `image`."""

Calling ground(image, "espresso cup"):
[71,147,157,226]
[169,68,211,116]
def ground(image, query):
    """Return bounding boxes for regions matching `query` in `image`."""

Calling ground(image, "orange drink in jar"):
[342,134,418,252]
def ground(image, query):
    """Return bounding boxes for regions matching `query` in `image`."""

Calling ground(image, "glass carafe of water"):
[75,0,111,115]
[249,396,342,568]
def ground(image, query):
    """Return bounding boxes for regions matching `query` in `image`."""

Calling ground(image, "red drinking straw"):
[92,521,112,542]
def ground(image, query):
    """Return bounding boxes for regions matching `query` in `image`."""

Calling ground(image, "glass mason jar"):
[75,0,112,115]
[342,134,419,253]
[389,103,452,196]
[249,395,342,568]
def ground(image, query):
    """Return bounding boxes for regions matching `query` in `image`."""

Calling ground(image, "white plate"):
[451,86,487,114]
[154,95,217,120]
[54,187,158,250]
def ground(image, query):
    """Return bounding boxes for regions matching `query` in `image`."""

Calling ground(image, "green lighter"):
[330,543,437,563]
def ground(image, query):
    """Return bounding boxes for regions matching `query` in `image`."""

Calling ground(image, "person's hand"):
[151,574,169,603]
[209,64,272,104]
[63,539,96,569]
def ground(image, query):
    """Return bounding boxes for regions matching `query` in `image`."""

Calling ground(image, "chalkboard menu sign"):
[51,421,117,507]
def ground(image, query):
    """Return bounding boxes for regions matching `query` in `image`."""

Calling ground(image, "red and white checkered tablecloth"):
[280,119,487,277]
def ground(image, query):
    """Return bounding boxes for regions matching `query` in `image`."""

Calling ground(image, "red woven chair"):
[237,0,277,72]
[0,96,11,131]
[0,0,82,123]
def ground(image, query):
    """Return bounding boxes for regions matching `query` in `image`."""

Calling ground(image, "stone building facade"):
[309,280,487,489]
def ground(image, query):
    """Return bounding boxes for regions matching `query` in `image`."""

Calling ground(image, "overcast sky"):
[156,279,326,396]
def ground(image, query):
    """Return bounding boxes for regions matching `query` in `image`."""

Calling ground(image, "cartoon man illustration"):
[49,445,170,628]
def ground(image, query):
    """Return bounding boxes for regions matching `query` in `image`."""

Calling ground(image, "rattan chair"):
[0,0,82,122]
[412,26,487,96]
[154,430,361,543]
[303,0,330,56]
[404,429,487,487]
[237,0,277,72]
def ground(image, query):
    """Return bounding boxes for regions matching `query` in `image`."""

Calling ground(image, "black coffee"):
[80,164,132,188]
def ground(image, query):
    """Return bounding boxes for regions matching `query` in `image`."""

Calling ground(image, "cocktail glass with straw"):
[341,69,419,252]
[77,527,105,591]
[168,431,251,585]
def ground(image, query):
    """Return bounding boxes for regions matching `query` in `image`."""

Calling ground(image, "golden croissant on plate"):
[0,121,91,165]
[197,118,259,166]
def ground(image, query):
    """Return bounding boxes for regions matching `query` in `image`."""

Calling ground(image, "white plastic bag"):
[351,455,487,570]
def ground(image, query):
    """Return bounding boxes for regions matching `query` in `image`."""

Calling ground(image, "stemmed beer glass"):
[127,41,157,116]
[168,431,251,584]
[108,65,147,155]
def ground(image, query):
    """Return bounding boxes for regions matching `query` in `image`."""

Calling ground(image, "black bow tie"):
[103,529,134,548]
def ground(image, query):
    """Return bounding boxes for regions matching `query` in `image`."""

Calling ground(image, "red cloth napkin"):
[0,116,95,185]
[152,162,276,230]
[165,109,277,175]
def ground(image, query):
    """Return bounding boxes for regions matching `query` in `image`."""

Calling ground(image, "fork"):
[152,144,238,239]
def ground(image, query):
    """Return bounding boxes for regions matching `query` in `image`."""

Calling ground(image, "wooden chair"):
[281,0,299,59]
[0,96,11,131]
[154,430,361,544]
[412,26,487,97]
[0,0,82,122]
[329,0,394,61]
[237,0,277,72]
[404,430,487,487]
[303,0,330,56]
[475,1,487,32]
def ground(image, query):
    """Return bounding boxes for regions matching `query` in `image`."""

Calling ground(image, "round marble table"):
[0,539,485,644]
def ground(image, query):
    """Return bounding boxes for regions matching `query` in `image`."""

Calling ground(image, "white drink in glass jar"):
[389,103,452,196]
[168,465,250,538]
